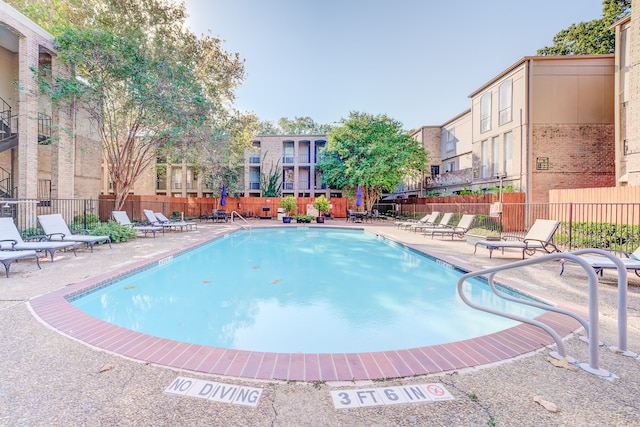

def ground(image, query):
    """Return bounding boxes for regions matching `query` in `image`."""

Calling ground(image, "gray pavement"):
[1,219,639,426]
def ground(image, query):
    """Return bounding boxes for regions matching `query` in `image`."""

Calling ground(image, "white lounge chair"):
[409,212,453,233]
[146,210,196,232]
[425,214,476,240]
[38,214,111,252]
[112,211,164,237]
[560,247,640,277]
[0,217,77,261]
[395,211,440,230]
[474,219,561,259]
[0,249,41,277]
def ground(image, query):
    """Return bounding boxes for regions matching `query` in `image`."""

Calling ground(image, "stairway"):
[0,97,15,196]
[0,97,17,154]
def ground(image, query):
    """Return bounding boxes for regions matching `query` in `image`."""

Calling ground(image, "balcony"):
[282,182,294,190]
[282,156,294,164]
[249,155,260,164]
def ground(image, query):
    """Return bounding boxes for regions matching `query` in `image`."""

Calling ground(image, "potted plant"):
[280,195,297,223]
[312,195,331,223]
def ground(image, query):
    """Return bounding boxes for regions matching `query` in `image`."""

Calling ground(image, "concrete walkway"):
[1,219,639,426]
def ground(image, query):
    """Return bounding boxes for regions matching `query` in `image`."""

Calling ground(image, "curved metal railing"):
[457,249,631,378]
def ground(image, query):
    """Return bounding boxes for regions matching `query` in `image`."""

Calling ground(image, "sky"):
[183,0,606,131]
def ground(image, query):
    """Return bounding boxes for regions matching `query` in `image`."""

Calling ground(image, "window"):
[621,23,631,103]
[503,132,513,175]
[481,140,489,178]
[445,161,456,173]
[499,79,512,125]
[442,128,455,152]
[492,136,500,176]
[480,93,491,133]
[430,165,440,176]
[282,141,294,163]
[172,169,182,190]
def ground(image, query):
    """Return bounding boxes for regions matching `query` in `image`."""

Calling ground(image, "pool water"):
[72,227,543,353]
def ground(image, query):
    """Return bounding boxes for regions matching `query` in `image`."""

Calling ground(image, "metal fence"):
[386,201,640,253]
[2,198,214,235]
[3,198,640,253]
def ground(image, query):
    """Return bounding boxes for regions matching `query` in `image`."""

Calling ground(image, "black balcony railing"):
[0,98,11,140]
[37,112,52,144]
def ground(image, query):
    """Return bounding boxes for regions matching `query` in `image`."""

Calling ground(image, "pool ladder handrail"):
[230,211,252,229]
[564,249,636,358]
[457,249,631,378]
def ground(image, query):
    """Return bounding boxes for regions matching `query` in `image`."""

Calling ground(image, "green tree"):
[276,116,333,134]
[257,116,332,135]
[184,111,262,197]
[14,0,246,209]
[537,0,630,55]
[317,112,427,209]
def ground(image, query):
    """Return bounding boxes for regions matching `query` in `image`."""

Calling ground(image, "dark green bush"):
[72,213,101,230]
[90,221,137,243]
[555,222,640,251]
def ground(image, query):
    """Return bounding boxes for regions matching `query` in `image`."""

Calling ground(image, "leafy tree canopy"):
[10,0,248,208]
[257,116,332,135]
[317,111,427,208]
[537,0,630,55]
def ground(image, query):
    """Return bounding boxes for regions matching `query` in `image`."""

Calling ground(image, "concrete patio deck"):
[1,218,639,426]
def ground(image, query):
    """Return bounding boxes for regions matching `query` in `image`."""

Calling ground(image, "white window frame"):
[491,136,500,177]
[480,93,492,133]
[442,128,455,153]
[499,79,512,125]
[503,132,513,175]
[481,140,489,178]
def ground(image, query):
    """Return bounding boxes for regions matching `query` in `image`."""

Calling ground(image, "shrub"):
[555,222,640,251]
[90,221,137,243]
[293,214,314,223]
[72,213,101,230]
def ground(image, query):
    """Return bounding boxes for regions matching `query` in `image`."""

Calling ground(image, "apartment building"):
[416,55,615,203]
[244,135,342,198]
[471,55,615,203]
[100,157,215,198]
[412,110,473,196]
[0,3,101,202]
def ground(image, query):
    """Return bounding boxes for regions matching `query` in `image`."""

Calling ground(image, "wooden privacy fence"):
[98,195,349,222]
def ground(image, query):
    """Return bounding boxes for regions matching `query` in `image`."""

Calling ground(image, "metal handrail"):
[457,251,628,378]
[564,248,636,358]
[230,211,251,228]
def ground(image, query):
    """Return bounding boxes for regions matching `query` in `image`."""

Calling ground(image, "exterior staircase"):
[0,96,52,198]
[0,97,17,155]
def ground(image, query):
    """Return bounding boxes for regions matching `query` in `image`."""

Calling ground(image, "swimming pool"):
[70,227,543,354]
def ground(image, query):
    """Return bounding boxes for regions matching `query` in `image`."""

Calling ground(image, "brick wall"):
[531,123,615,202]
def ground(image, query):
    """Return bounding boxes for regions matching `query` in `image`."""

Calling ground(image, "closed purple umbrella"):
[220,185,227,207]
[356,184,362,209]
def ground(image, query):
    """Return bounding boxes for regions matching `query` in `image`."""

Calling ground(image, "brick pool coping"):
[28,231,580,382]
